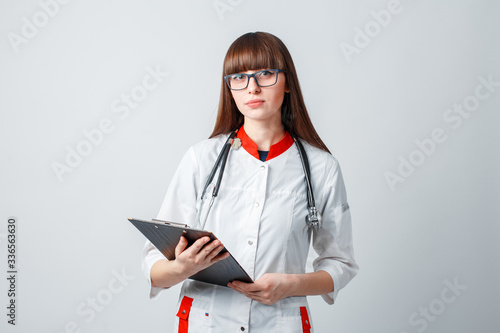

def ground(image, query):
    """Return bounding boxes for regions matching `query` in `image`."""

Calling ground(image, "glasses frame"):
[224,69,286,91]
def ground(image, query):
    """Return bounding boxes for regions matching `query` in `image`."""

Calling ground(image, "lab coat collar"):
[236,125,294,161]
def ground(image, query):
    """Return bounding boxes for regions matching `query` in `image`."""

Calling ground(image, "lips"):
[246,99,264,107]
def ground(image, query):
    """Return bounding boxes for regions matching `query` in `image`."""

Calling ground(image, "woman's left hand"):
[228,273,295,305]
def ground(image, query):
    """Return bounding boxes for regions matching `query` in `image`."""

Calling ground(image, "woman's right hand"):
[172,236,230,278]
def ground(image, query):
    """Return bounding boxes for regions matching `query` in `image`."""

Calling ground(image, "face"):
[229,69,289,125]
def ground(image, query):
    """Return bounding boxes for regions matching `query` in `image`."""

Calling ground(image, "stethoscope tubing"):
[200,131,321,231]
[293,136,315,209]
[201,131,237,201]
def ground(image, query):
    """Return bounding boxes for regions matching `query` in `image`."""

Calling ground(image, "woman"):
[142,31,358,332]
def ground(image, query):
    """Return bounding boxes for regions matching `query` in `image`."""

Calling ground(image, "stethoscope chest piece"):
[306,206,322,230]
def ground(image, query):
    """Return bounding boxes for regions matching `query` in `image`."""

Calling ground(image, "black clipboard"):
[128,218,253,287]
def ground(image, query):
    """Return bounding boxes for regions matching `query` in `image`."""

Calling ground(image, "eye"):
[230,74,246,81]
[257,70,275,77]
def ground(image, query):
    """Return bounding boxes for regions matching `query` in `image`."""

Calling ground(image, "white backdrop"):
[1,0,499,332]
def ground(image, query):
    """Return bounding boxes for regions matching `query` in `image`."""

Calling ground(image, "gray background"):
[1,0,499,332]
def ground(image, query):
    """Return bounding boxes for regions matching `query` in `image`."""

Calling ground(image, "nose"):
[246,76,261,93]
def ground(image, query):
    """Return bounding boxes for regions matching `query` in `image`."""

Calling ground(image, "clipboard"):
[128,218,253,287]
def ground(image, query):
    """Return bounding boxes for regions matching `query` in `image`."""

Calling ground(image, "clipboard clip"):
[152,219,190,228]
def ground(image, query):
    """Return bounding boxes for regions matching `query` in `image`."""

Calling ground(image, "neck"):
[243,119,285,151]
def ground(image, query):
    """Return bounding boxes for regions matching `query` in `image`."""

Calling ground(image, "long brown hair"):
[210,31,330,154]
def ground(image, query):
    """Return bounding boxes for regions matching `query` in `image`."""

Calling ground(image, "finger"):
[211,250,230,263]
[174,236,188,257]
[228,282,246,294]
[199,243,220,259]
[193,239,220,261]
[187,236,211,254]
[202,241,226,258]
[229,287,263,302]
[232,281,259,292]
[201,239,222,254]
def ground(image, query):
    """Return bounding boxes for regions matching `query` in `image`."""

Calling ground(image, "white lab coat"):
[142,133,358,332]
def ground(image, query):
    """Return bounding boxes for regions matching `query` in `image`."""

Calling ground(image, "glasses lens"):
[255,70,278,87]
[226,70,279,90]
[228,74,247,90]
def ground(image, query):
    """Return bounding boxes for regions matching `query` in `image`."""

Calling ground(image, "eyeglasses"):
[224,69,285,91]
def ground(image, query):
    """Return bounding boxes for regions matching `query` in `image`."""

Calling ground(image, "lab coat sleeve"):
[141,146,201,299]
[313,157,359,304]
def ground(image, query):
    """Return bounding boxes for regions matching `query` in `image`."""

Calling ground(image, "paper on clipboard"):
[128,218,253,287]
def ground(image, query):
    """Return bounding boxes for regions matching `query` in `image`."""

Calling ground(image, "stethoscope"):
[200,131,322,231]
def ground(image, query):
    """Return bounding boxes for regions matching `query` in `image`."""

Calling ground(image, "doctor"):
[142,31,358,332]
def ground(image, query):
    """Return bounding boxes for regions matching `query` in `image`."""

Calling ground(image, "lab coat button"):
[260,165,265,170]
[240,327,245,331]
[248,240,253,245]
[254,202,259,207]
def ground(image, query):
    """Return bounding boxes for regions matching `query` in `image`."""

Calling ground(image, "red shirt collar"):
[236,125,294,161]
